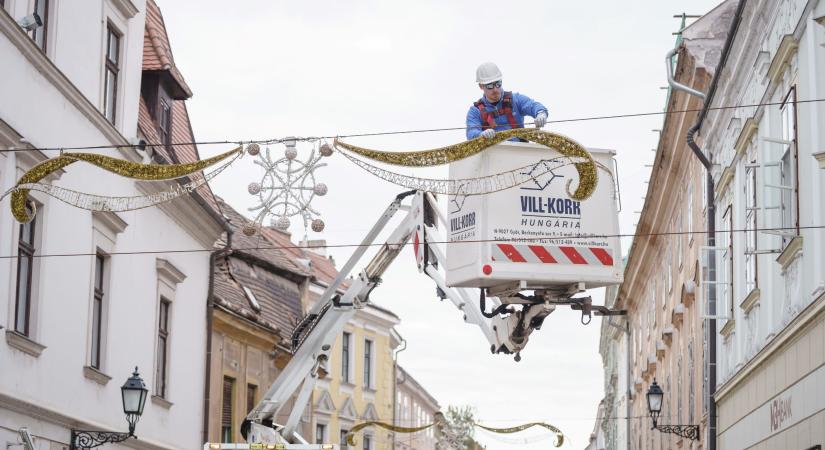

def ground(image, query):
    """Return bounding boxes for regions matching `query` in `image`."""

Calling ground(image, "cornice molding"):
[767,35,799,85]
[156,258,186,285]
[813,151,825,169]
[776,236,803,271]
[715,165,735,197]
[83,366,112,386]
[5,330,46,357]
[740,288,761,314]
[109,0,139,18]
[734,118,758,156]
[92,211,129,236]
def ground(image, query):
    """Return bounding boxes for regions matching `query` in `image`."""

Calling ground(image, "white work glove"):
[480,128,497,139]
[535,111,547,129]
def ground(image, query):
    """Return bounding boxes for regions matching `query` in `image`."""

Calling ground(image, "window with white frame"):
[342,332,351,383]
[363,339,373,388]
[744,149,758,293]
[362,434,372,450]
[721,206,734,323]
[103,23,121,124]
[155,259,185,399]
[650,282,656,328]
[87,210,126,374]
[31,0,49,52]
[90,253,108,369]
[778,88,798,246]
[155,296,171,397]
[14,202,38,337]
[315,423,326,444]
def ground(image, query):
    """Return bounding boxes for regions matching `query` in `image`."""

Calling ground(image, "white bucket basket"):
[445,140,623,290]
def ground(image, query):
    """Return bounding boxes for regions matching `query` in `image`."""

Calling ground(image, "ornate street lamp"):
[70,367,148,450]
[646,379,700,441]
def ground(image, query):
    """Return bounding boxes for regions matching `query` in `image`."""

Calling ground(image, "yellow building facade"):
[312,306,401,449]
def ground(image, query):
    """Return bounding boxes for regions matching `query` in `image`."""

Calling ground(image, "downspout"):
[391,338,407,450]
[197,193,233,445]
[677,2,747,449]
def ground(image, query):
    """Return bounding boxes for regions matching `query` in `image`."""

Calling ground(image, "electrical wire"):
[1,98,822,154]
[0,224,820,260]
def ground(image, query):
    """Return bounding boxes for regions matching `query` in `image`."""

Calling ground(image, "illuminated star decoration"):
[519,159,564,190]
[243,139,332,236]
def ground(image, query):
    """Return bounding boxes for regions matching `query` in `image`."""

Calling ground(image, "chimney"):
[299,239,327,257]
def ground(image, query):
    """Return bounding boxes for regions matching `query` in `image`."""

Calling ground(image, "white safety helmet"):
[475,62,502,84]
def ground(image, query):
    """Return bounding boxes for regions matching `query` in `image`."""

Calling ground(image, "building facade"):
[205,200,312,444]
[394,365,440,450]
[694,0,825,448]
[300,242,402,450]
[596,285,628,450]
[608,3,735,449]
[1,1,224,449]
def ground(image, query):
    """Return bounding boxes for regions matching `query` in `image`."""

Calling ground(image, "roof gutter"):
[677,2,747,449]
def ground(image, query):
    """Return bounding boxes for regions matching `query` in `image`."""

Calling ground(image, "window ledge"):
[5,330,45,357]
[814,151,825,169]
[151,395,173,409]
[740,288,761,314]
[720,319,736,338]
[776,236,803,271]
[83,366,112,385]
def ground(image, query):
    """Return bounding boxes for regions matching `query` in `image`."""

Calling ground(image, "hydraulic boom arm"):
[242,191,550,444]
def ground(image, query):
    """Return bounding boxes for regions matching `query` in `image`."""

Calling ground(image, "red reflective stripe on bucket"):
[590,247,613,266]
[528,245,557,263]
[498,244,527,262]
[559,246,587,264]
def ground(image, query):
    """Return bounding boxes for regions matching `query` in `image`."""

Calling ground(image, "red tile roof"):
[138,0,220,215]
[143,0,192,97]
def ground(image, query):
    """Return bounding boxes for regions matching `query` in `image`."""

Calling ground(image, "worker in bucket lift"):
[466,62,548,141]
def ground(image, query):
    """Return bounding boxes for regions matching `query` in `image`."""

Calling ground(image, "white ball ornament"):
[313,183,328,196]
[285,147,298,160]
[311,219,325,232]
[246,143,260,156]
[242,223,258,236]
[248,182,262,195]
[275,216,291,230]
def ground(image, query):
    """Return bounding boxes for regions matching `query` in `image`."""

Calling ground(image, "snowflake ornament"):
[245,139,331,235]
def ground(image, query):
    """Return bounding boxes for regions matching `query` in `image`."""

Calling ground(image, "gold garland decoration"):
[345,419,565,448]
[334,129,597,200]
[5,147,241,223]
[475,422,565,447]
[346,421,433,446]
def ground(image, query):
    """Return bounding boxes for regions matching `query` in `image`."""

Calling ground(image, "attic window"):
[158,98,172,150]
[241,285,261,311]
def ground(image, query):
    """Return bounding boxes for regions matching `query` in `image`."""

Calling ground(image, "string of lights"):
[0,224,820,260]
[1,98,822,154]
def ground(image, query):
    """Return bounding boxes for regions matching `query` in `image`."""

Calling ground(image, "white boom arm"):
[243,191,553,444]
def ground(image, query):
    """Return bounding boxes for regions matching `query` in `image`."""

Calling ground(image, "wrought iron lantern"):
[646,379,699,441]
[70,367,148,449]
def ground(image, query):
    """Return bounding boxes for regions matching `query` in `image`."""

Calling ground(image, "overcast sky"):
[159,1,723,447]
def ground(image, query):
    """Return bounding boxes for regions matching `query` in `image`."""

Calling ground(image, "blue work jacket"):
[465,92,548,140]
